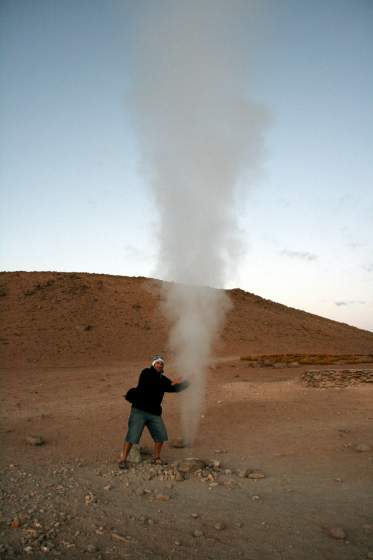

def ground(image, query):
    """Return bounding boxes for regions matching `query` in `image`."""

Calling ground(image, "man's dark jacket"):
[127,366,189,416]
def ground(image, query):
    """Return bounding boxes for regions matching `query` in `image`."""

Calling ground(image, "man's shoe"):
[118,460,128,470]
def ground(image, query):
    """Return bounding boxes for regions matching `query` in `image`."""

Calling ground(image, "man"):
[119,355,189,469]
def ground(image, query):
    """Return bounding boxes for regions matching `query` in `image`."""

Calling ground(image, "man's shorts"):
[125,407,168,444]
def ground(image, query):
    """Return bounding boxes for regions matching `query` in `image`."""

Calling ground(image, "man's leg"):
[120,441,133,462]
[154,441,163,461]
[119,408,145,468]
[147,414,168,462]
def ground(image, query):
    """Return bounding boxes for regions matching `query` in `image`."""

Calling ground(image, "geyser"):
[127,0,268,444]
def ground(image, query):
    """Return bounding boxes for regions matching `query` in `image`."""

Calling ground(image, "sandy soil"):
[1,272,373,558]
[1,358,373,559]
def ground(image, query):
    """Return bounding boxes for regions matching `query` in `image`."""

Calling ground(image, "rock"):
[354,444,372,453]
[214,522,225,531]
[25,435,45,446]
[86,544,98,553]
[128,445,142,463]
[193,530,204,537]
[251,495,261,501]
[85,492,96,505]
[174,540,181,546]
[177,458,206,474]
[191,513,199,519]
[247,470,266,479]
[103,484,112,491]
[111,532,130,544]
[155,494,170,501]
[209,459,221,470]
[238,469,249,478]
[328,527,346,540]
[170,437,186,448]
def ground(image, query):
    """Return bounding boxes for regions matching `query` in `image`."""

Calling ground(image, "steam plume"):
[127,1,267,443]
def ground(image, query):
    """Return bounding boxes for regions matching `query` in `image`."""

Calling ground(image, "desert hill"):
[0,271,372,368]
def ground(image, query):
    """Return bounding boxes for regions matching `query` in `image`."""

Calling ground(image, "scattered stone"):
[86,544,98,553]
[303,369,373,388]
[135,488,145,496]
[193,530,204,537]
[247,470,266,479]
[191,513,199,519]
[177,458,206,474]
[24,546,33,554]
[103,484,112,491]
[209,459,221,470]
[251,495,261,501]
[327,527,346,540]
[155,494,170,501]
[214,522,225,531]
[174,540,181,546]
[111,532,130,544]
[238,469,249,478]
[235,522,244,528]
[25,435,45,446]
[354,444,372,453]
[85,492,96,505]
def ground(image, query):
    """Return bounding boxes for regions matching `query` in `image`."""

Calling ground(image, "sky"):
[1,0,372,332]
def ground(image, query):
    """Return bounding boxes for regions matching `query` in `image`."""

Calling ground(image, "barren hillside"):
[0,271,372,368]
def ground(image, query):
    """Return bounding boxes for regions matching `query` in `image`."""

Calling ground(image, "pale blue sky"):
[1,0,372,331]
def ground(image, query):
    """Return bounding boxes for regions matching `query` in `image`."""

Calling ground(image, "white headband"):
[152,357,164,367]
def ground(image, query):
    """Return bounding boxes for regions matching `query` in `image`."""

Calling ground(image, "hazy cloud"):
[362,263,373,273]
[335,300,366,307]
[281,250,318,261]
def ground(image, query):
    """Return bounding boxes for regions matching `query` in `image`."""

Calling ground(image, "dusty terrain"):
[1,272,373,559]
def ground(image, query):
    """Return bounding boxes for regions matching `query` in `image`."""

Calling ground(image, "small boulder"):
[193,530,204,537]
[328,527,346,540]
[25,435,45,446]
[247,470,266,479]
[177,458,206,474]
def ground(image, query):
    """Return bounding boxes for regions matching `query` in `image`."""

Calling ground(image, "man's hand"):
[171,377,183,385]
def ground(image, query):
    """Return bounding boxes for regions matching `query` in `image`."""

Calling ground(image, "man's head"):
[151,355,164,372]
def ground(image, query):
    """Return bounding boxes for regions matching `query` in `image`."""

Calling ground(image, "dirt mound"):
[1,271,373,367]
